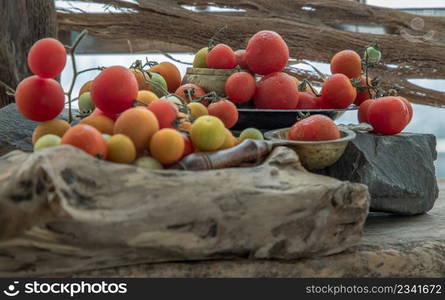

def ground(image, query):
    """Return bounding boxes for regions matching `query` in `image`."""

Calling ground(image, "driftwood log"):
[57,0,445,107]
[0,145,369,276]
[0,0,58,107]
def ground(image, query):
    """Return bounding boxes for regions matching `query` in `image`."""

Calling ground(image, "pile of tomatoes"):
[193,31,365,111]
[20,36,268,168]
[191,30,413,137]
[17,29,415,167]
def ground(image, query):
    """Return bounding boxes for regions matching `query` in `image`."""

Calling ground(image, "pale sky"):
[367,0,445,8]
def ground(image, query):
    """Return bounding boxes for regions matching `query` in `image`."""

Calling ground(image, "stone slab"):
[0,103,76,155]
[318,132,438,215]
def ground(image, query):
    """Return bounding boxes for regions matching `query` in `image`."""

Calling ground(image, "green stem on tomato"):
[301,79,321,97]
[157,51,193,65]
[208,25,227,50]
[364,53,373,99]
[77,66,105,76]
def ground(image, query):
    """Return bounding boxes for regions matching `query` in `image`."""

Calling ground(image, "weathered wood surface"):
[64,180,445,278]
[0,0,57,107]
[57,0,445,107]
[0,146,369,277]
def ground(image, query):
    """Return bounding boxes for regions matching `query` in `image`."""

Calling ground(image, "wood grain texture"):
[0,0,57,107]
[0,145,369,276]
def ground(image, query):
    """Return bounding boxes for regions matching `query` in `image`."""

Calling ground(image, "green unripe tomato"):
[102,134,111,141]
[364,46,381,65]
[164,94,184,107]
[78,92,95,113]
[239,128,264,142]
[134,157,164,170]
[147,72,168,98]
[193,47,209,68]
[34,134,61,152]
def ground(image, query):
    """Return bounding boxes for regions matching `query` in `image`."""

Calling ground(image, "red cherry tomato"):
[90,107,120,121]
[254,72,299,109]
[288,115,340,141]
[321,74,357,109]
[354,76,373,106]
[224,72,256,104]
[330,50,362,79]
[234,49,248,69]
[61,124,107,159]
[314,96,328,109]
[295,92,320,109]
[90,66,138,114]
[398,96,413,123]
[15,75,65,122]
[367,96,410,135]
[207,99,239,129]
[246,31,289,75]
[357,99,374,123]
[147,99,179,129]
[27,38,67,78]
[206,44,237,69]
[180,133,196,159]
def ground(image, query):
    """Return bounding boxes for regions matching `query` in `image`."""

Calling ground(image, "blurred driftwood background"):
[1,0,444,107]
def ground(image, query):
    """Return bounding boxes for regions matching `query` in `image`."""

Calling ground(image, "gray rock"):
[318,132,438,215]
[0,103,78,154]
[0,104,36,152]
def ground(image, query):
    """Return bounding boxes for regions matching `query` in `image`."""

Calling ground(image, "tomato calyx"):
[191,91,219,105]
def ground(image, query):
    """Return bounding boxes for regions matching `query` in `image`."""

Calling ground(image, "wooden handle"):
[170,139,272,171]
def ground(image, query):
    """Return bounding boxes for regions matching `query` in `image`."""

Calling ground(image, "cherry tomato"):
[180,133,196,159]
[15,75,65,121]
[90,66,138,114]
[357,99,374,123]
[398,96,414,123]
[90,107,120,121]
[234,49,248,69]
[224,72,256,104]
[330,50,362,79]
[354,76,373,106]
[245,31,289,75]
[147,99,179,129]
[367,96,410,135]
[321,74,357,109]
[193,47,209,68]
[175,83,206,104]
[61,124,107,159]
[295,92,320,109]
[364,46,381,65]
[254,72,299,109]
[207,99,239,129]
[288,115,340,141]
[206,44,237,69]
[28,38,67,78]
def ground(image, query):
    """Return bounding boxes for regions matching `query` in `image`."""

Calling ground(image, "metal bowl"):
[233,107,357,131]
[264,127,356,170]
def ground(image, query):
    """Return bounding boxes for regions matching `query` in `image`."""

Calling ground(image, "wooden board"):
[0,145,369,277]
